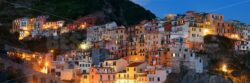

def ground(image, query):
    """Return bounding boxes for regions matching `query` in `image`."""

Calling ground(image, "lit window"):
[173,53,175,57]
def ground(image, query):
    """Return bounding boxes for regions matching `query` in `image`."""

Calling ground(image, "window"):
[134,68,136,71]
[166,70,169,74]
[192,34,196,37]
[84,75,87,79]
[100,75,102,80]
[140,69,143,72]
[157,77,160,81]
[184,49,188,52]
[113,61,116,66]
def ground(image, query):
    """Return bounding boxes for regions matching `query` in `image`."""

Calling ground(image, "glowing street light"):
[32,54,36,58]
[203,29,210,36]
[50,49,54,53]
[221,64,228,73]
[79,42,92,50]
[45,61,49,67]
[38,60,41,65]
[79,43,88,50]
[40,61,50,74]
[135,58,138,61]
[231,34,240,40]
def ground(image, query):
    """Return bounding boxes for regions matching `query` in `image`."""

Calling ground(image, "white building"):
[86,22,118,42]
[146,66,172,83]
[170,22,189,44]
[169,45,203,73]
[65,50,92,74]
[235,41,250,51]
[51,56,80,81]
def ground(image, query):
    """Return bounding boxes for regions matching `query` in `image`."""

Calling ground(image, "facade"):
[91,48,110,66]
[235,41,250,51]
[12,16,65,40]
[12,11,250,83]
[89,67,116,83]
[86,22,118,42]
[102,58,129,72]
[116,62,147,83]
[167,45,203,73]
[146,66,171,83]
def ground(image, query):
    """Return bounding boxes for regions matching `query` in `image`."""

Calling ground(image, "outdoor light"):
[45,61,49,67]
[173,53,176,57]
[221,64,228,73]
[203,29,210,36]
[79,42,92,50]
[50,49,54,53]
[32,54,36,58]
[80,43,88,50]
[135,58,138,61]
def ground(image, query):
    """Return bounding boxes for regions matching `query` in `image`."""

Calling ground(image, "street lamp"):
[221,64,228,73]
[79,42,92,50]
[50,49,54,53]
[45,61,49,67]
[79,43,88,50]
[203,29,210,36]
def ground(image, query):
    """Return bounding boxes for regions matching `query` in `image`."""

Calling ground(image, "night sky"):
[132,0,250,24]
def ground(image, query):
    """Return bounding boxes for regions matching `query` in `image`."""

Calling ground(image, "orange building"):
[89,67,116,83]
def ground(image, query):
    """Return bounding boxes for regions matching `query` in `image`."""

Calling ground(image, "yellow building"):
[116,62,147,83]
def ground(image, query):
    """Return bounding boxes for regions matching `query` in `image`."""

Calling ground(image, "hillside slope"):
[0,0,156,27]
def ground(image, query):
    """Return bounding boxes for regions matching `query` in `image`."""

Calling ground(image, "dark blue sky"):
[132,0,250,24]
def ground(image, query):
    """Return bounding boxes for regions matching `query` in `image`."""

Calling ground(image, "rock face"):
[181,71,232,83]
[165,71,232,83]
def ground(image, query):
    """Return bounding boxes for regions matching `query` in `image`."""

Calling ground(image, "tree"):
[0,62,4,71]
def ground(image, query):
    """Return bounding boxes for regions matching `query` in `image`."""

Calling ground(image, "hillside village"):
[1,11,250,83]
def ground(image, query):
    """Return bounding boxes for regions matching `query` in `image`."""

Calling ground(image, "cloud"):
[131,0,151,6]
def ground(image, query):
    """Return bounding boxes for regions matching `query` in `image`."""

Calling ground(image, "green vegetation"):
[203,35,250,82]
[22,30,86,54]
[0,64,26,83]
[0,0,155,53]
[204,35,235,50]
[0,27,21,49]
[0,0,156,26]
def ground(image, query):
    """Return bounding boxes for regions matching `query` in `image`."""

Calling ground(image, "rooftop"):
[127,62,145,67]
